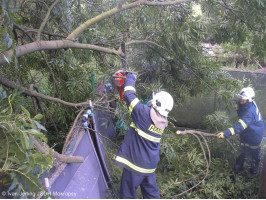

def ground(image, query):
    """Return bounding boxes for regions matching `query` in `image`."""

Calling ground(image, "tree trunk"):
[258,147,266,198]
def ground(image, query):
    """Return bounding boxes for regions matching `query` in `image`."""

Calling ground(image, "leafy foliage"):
[201,0,265,58]
[0,93,53,198]
[156,129,263,199]
[113,100,131,136]
[0,0,265,199]
[203,111,232,132]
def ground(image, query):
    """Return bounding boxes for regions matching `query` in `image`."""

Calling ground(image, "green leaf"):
[0,86,7,103]
[26,173,42,192]
[17,165,28,171]
[0,107,10,114]
[27,128,40,135]
[33,120,47,132]
[8,156,20,164]
[31,120,37,130]
[33,114,43,120]
[23,132,30,149]
[3,160,11,170]
[20,105,31,118]
[17,130,30,150]
[8,178,18,192]
[21,118,31,128]
[5,123,14,132]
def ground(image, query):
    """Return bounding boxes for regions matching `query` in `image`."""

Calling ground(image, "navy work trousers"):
[242,146,261,164]
[120,168,160,199]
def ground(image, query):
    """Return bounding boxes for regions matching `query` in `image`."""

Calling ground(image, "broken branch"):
[0,74,91,108]
[29,135,84,163]
[176,129,237,152]
[176,129,217,137]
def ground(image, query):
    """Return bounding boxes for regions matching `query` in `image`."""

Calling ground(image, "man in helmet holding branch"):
[114,73,174,199]
[217,87,264,174]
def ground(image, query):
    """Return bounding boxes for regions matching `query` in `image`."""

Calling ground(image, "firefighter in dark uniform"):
[218,87,264,174]
[114,73,174,199]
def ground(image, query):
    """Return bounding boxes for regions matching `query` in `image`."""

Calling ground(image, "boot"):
[232,154,245,174]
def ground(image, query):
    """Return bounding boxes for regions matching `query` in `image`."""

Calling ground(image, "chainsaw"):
[113,41,134,101]
[112,70,137,101]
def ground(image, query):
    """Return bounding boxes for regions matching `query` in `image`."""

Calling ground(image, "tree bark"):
[258,147,266,198]
[0,74,90,107]
[37,0,60,41]
[29,135,84,163]
[67,0,193,40]
[13,23,60,93]
[0,40,122,66]
[176,129,237,152]
[62,108,84,154]
[0,0,194,66]
[176,129,218,137]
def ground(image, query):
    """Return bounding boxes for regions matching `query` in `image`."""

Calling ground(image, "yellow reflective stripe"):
[124,86,136,92]
[129,98,139,115]
[256,107,262,121]
[238,119,247,129]
[115,156,156,173]
[131,123,161,143]
[240,141,262,149]
[229,128,235,135]
[148,124,164,135]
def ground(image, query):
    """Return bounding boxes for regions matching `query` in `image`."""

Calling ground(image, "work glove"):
[217,132,225,139]
[127,73,135,81]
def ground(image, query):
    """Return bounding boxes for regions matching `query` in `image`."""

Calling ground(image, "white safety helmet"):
[151,91,174,117]
[238,87,255,102]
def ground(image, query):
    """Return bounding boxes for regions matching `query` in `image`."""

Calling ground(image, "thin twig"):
[77,126,119,148]
[176,129,237,152]
[225,138,237,152]
[167,132,210,198]
[62,108,85,153]
[37,0,60,41]
[13,23,60,93]
[93,107,116,114]
[94,103,116,110]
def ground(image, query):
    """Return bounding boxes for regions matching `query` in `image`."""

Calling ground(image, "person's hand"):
[217,132,225,139]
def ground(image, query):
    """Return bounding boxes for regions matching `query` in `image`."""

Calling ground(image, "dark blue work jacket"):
[223,102,264,149]
[114,78,164,175]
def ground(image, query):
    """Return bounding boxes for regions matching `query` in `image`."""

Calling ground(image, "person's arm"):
[218,113,252,139]
[123,74,148,123]
[123,74,138,111]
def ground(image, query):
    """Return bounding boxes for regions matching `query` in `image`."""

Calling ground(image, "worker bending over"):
[114,73,174,199]
[218,87,264,174]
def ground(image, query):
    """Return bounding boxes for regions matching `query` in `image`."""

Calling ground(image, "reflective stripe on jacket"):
[223,102,264,147]
[114,77,164,175]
